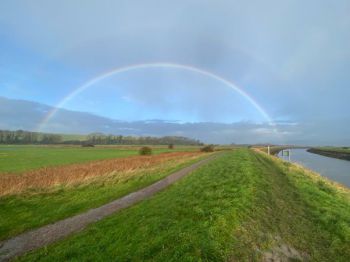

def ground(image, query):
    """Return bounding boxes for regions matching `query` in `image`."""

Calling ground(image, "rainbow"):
[37,62,275,131]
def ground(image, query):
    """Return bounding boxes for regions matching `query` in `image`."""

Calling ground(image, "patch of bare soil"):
[262,236,308,262]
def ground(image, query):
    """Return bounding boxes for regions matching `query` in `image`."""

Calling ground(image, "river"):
[277,148,350,188]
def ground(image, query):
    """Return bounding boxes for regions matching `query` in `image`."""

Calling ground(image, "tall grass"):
[0,152,201,196]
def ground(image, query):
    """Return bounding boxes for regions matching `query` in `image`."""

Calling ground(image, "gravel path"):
[0,154,219,261]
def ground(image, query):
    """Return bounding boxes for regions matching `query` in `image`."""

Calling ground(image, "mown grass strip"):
[17,149,350,261]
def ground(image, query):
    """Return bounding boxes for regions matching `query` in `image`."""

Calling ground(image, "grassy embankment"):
[308,146,350,161]
[314,146,350,153]
[18,149,350,261]
[0,150,206,240]
[254,146,287,155]
[0,145,199,173]
[256,146,309,156]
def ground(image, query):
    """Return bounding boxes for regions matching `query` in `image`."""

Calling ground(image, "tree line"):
[76,133,202,145]
[0,130,62,144]
[0,130,202,146]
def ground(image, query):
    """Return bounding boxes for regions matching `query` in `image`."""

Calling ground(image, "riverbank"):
[308,147,350,161]
[15,149,350,261]
[277,148,350,188]
[254,146,308,156]
[253,146,289,155]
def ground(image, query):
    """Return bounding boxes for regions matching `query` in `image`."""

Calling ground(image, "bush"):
[200,145,215,152]
[168,144,174,149]
[139,146,152,155]
[81,143,94,147]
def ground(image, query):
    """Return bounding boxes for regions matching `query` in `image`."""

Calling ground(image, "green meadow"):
[18,149,350,261]
[0,145,197,173]
[315,146,350,154]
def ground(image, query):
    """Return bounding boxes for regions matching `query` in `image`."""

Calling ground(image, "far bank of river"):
[307,148,350,161]
[278,149,350,188]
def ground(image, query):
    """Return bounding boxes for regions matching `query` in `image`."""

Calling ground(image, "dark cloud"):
[1,97,348,146]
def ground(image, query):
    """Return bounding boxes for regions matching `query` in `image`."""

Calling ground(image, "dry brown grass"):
[0,152,203,196]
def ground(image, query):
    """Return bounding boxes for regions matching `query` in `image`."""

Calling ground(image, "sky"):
[0,0,350,145]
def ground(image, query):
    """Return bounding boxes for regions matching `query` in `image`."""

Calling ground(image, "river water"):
[277,149,350,188]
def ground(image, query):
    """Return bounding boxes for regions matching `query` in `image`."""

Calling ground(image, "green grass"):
[18,149,350,261]
[0,155,204,240]
[315,146,350,154]
[0,145,197,173]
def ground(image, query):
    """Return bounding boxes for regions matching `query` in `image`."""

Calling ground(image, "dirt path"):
[0,154,219,261]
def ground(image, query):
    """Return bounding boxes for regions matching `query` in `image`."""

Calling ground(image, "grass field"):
[17,149,350,261]
[316,146,350,153]
[0,151,205,240]
[308,146,350,161]
[0,145,198,173]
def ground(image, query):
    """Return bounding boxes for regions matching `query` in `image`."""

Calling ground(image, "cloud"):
[0,1,350,144]
[1,97,349,146]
